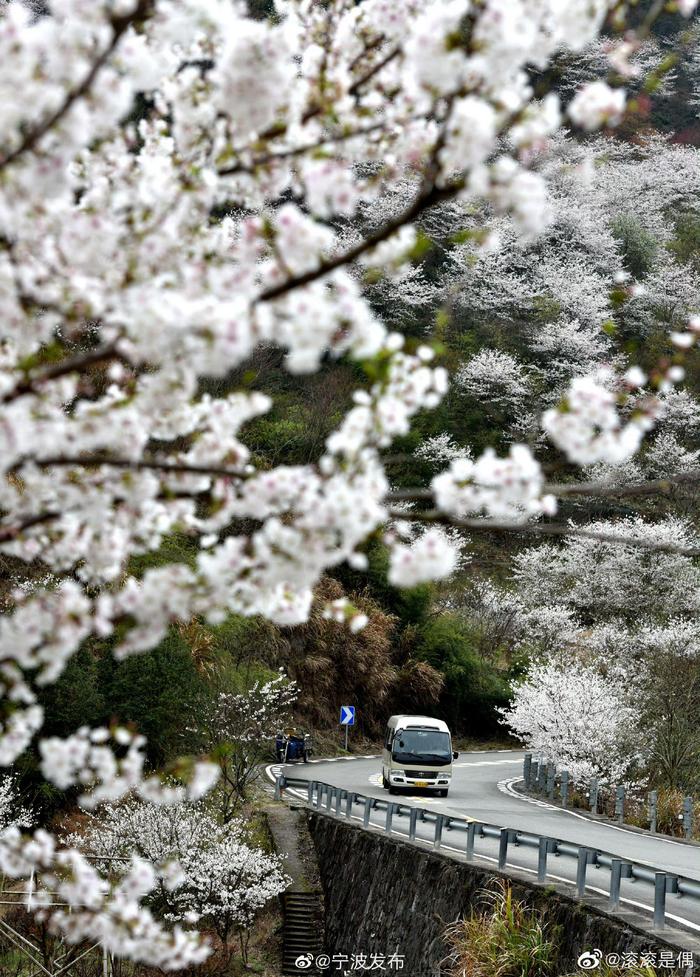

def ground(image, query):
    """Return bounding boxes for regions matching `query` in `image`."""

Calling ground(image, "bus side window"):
[384,727,393,750]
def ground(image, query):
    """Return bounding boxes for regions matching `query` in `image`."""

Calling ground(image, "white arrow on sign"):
[340,705,355,725]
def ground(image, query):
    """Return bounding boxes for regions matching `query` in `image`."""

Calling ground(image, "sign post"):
[340,705,355,750]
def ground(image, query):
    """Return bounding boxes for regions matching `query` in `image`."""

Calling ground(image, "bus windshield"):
[392,729,451,766]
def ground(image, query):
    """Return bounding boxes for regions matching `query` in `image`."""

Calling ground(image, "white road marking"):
[455,759,521,767]
[498,777,697,852]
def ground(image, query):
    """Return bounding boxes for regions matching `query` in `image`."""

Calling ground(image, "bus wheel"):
[382,774,389,789]
[438,789,448,798]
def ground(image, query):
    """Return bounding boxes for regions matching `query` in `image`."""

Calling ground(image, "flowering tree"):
[0,774,34,831]
[191,671,297,821]
[499,661,646,785]
[455,350,531,409]
[0,0,699,966]
[65,795,288,963]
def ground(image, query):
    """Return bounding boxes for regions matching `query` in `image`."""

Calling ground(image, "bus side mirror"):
[453,751,459,760]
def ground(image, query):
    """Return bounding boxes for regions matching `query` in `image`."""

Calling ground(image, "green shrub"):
[668,211,700,270]
[611,214,658,279]
[415,614,511,734]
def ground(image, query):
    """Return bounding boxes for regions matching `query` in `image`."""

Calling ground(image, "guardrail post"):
[648,790,657,833]
[560,770,569,809]
[523,753,532,788]
[274,775,285,800]
[615,785,625,822]
[335,789,343,815]
[466,821,477,861]
[498,828,508,870]
[434,815,445,849]
[537,837,549,883]
[610,858,622,909]
[546,765,556,799]
[326,787,334,813]
[345,791,354,819]
[537,761,547,792]
[409,808,418,841]
[316,783,323,808]
[589,778,598,814]
[684,796,693,840]
[363,797,372,827]
[654,872,666,929]
[307,781,314,805]
[385,802,395,834]
[576,847,589,898]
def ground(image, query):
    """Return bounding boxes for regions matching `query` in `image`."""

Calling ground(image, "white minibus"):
[381,715,457,797]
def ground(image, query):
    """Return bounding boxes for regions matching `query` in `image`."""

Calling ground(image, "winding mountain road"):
[268,750,700,936]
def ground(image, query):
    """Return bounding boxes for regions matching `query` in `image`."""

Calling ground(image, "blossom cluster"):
[432,445,556,521]
[39,726,219,808]
[0,827,210,969]
[65,795,289,938]
[500,660,645,786]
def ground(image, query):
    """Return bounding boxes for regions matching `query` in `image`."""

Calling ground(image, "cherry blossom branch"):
[0,0,153,172]
[546,473,700,499]
[13,455,251,480]
[0,512,59,543]
[218,117,408,176]
[387,508,700,556]
[347,45,401,96]
[2,343,129,404]
[257,122,462,303]
[388,470,700,506]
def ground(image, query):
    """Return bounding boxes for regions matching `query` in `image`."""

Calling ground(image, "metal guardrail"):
[523,754,696,839]
[274,774,700,932]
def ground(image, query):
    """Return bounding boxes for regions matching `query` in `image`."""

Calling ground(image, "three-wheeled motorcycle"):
[275,730,312,763]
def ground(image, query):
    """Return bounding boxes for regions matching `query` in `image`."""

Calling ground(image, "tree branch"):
[347,46,400,97]
[0,0,153,172]
[3,343,129,404]
[218,116,407,176]
[0,512,59,543]
[545,472,700,499]
[387,471,700,507]
[257,133,462,303]
[13,455,252,480]
[387,507,700,556]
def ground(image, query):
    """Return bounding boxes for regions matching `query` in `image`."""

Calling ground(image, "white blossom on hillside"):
[0,775,34,832]
[414,434,472,465]
[512,517,700,621]
[500,661,646,785]
[455,350,531,407]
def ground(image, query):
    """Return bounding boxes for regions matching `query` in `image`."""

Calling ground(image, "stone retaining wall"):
[308,810,700,976]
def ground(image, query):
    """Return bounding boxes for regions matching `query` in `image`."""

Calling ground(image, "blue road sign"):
[340,705,355,726]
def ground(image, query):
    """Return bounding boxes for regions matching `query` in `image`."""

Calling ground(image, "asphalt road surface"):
[268,750,700,936]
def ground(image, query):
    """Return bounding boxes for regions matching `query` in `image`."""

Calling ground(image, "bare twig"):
[545,473,700,499]
[347,46,401,96]
[387,507,700,556]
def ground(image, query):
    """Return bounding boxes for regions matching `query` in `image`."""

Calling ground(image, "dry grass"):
[443,881,559,977]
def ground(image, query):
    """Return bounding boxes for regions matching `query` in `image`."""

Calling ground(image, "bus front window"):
[392,729,451,766]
